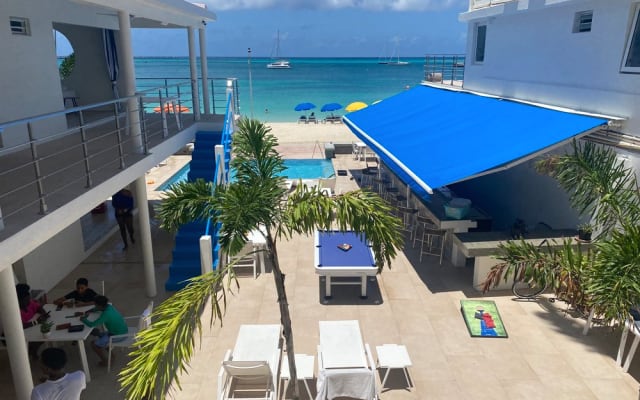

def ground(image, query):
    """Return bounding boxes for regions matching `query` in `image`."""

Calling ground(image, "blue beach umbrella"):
[294,102,316,112]
[320,103,342,112]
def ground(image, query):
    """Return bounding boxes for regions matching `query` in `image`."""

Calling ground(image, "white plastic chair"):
[107,301,153,372]
[228,245,258,279]
[218,352,275,400]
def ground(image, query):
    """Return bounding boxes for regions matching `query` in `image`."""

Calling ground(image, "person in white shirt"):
[31,347,86,400]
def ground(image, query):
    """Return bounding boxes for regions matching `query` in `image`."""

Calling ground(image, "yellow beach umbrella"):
[345,101,368,112]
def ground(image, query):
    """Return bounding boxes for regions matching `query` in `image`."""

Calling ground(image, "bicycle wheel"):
[512,279,546,299]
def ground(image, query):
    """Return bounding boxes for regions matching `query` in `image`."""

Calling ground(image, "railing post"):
[114,101,126,169]
[176,85,183,128]
[210,79,216,115]
[138,97,149,155]
[77,110,93,188]
[27,122,47,214]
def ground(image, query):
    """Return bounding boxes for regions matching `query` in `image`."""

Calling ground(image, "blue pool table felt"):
[316,231,376,267]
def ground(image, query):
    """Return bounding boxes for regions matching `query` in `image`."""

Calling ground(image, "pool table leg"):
[325,276,332,299]
[360,276,368,299]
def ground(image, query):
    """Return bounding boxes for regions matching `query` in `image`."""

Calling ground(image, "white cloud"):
[200,0,465,12]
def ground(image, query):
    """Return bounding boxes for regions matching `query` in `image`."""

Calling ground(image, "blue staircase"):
[165,131,223,291]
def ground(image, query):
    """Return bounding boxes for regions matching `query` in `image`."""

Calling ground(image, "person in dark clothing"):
[112,188,135,250]
[53,278,98,307]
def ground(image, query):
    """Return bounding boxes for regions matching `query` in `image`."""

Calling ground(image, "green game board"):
[460,299,508,338]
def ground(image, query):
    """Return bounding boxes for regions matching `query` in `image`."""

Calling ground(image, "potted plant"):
[39,320,54,338]
[577,223,593,241]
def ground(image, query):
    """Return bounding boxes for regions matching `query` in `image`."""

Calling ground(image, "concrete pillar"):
[133,177,157,297]
[0,267,32,399]
[117,11,143,153]
[188,27,201,120]
[199,235,213,275]
[199,27,210,115]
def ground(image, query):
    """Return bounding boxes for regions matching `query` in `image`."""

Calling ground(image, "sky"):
[127,0,469,57]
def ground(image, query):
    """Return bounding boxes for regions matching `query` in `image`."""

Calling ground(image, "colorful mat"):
[460,300,508,338]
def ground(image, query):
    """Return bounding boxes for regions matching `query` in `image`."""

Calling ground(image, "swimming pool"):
[156,159,335,190]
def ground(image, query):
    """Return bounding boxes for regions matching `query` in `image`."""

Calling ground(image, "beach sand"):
[265,122,359,158]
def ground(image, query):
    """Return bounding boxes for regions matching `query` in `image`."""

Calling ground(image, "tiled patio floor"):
[2,149,639,400]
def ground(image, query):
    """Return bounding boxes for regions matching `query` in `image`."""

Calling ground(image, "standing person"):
[112,188,135,250]
[53,278,99,307]
[31,347,86,400]
[80,295,128,366]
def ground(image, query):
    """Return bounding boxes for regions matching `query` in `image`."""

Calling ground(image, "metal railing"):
[424,54,466,87]
[0,78,238,234]
[470,0,514,9]
[136,77,240,116]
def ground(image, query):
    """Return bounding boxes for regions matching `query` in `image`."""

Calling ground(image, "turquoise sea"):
[134,57,428,122]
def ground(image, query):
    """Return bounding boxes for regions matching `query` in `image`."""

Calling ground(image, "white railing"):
[470,0,514,9]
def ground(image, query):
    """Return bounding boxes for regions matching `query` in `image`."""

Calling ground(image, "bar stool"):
[413,214,437,248]
[360,168,377,190]
[396,206,418,240]
[418,226,446,265]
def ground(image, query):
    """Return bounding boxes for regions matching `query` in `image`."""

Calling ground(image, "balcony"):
[0,78,238,244]
[470,0,515,9]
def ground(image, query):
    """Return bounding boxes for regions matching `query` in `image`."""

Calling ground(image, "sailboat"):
[386,43,410,66]
[267,30,291,69]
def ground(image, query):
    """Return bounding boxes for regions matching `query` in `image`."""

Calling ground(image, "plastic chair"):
[107,301,153,372]
[220,358,275,400]
[228,244,258,279]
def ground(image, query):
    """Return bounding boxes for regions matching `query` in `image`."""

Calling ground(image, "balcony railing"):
[424,54,465,87]
[0,78,239,238]
[470,0,514,9]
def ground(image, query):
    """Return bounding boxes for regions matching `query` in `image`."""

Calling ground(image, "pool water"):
[157,159,335,190]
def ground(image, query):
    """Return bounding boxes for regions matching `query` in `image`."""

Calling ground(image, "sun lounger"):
[308,115,318,124]
[298,116,308,124]
[217,324,281,400]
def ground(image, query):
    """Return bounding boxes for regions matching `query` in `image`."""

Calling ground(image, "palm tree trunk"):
[266,235,300,400]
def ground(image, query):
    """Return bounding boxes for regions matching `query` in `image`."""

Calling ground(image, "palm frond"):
[156,179,217,232]
[119,270,230,400]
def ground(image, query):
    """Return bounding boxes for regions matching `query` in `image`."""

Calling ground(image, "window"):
[9,17,30,36]
[474,24,487,63]
[573,11,593,33]
[622,6,640,73]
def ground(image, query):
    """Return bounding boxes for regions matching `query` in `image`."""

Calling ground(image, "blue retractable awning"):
[343,85,608,199]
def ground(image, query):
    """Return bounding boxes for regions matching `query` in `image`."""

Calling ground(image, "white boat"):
[267,30,290,69]
[384,44,409,66]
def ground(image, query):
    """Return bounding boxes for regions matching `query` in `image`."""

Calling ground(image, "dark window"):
[475,25,487,63]
[573,11,593,33]
[623,7,640,71]
[9,17,29,35]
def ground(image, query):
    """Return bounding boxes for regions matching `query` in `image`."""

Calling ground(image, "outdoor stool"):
[418,226,446,264]
[376,344,412,390]
[280,353,314,399]
[413,215,439,248]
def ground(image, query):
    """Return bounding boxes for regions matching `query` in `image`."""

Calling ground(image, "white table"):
[375,344,412,389]
[616,317,640,372]
[232,324,281,395]
[317,320,376,400]
[24,304,95,382]
[280,354,315,399]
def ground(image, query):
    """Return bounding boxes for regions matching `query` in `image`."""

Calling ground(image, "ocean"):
[134,57,428,122]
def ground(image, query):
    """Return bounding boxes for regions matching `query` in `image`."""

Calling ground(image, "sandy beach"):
[266,121,359,144]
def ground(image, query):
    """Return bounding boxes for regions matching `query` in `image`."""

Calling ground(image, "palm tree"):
[482,140,640,325]
[119,118,404,399]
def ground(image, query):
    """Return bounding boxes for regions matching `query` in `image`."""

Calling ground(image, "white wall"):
[0,0,119,147]
[22,221,85,292]
[463,0,640,133]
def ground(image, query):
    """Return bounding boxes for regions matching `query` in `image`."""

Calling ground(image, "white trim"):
[621,3,640,73]
[419,82,626,121]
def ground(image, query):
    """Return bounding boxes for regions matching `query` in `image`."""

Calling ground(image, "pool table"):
[314,230,377,299]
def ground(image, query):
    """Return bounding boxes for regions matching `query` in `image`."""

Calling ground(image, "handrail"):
[424,54,465,87]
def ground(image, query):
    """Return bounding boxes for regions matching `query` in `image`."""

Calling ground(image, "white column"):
[134,177,157,297]
[0,267,32,400]
[199,27,210,115]
[118,11,143,153]
[188,27,201,120]
[199,235,213,275]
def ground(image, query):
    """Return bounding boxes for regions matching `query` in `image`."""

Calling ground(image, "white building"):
[455,0,640,229]
[0,1,229,398]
